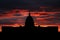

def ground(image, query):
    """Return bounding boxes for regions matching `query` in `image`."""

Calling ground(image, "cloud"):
[0,9,60,25]
[53,13,60,17]
[0,19,16,24]
[44,17,60,24]
[0,0,60,10]
[0,17,27,25]
[13,13,22,16]
[32,12,60,25]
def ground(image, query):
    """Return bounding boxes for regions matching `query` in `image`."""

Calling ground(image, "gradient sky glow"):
[0,0,60,32]
[0,9,60,32]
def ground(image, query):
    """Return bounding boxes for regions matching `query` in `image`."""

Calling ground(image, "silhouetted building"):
[24,12,35,32]
[25,12,34,28]
[2,11,58,32]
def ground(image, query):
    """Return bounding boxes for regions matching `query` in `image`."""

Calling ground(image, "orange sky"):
[0,9,60,32]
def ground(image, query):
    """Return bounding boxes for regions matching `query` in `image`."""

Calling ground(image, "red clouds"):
[0,9,60,25]
[0,7,60,32]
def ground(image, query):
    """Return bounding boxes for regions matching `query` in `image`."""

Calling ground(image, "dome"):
[25,12,34,28]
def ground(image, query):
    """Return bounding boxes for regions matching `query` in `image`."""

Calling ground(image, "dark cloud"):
[32,13,60,24]
[0,0,60,10]
[0,17,27,24]
[36,18,60,24]
[13,13,22,16]
[0,0,60,25]
[53,13,60,17]
[45,17,60,24]
[0,19,16,24]
[0,12,7,16]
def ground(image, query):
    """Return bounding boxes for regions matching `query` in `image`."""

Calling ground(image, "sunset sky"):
[0,0,60,32]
